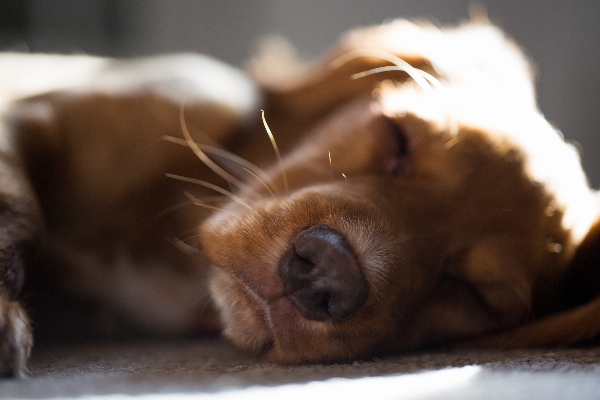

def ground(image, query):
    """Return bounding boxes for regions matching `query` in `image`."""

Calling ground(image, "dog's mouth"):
[208,267,276,355]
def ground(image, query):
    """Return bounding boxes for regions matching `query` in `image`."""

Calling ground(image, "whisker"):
[342,173,348,180]
[261,110,289,193]
[177,225,203,240]
[156,200,194,219]
[328,151,334,181]
[352,65,442,90]
[331,49,434,95]
[156,194,232,219]
[183,191,238,217]
[242,168,276,198]
[163,135,279,194]
[193,195,230,203]
[166,173,258,215]
[333,49,459,137]
[179,103,259,198]
[165,236,201,255]
[445,136,459,149]
[181,230,222,243]
[181,233,203,243]
[365,69,459,138]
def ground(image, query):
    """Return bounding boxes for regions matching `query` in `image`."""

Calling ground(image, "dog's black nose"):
[279,225,368,321]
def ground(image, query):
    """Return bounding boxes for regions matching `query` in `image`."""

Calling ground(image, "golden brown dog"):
[1,19,600,376]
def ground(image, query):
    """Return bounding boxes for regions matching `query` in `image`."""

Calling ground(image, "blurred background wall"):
[1,0,600,186]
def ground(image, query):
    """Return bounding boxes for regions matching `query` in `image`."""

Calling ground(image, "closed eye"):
[382,117,410,176]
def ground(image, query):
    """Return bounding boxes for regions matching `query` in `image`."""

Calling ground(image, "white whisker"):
[351,65,442,90]
[163,135,279,194]
[333,49,458,136]
[328,151,334,181]
[331,49,434,95]
[183,191,238,217]
[156,200,194,219]
[179,103,259,198]
[262,110,289,193]
[166,173,258,215]
[242,168,276,198]
[165,236,201,255]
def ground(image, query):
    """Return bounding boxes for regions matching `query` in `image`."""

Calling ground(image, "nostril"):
[279,225,369,321]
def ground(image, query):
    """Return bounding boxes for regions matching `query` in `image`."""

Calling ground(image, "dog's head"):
[199,20,600,363]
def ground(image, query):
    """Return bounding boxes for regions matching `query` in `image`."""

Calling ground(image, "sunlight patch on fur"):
[334,49,459,136]
[331,49,435,95]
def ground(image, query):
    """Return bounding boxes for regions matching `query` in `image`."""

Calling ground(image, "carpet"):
[2,338,600,399]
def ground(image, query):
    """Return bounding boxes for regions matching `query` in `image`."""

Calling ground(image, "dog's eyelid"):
[377,116,411,177]
[381,117,409,157]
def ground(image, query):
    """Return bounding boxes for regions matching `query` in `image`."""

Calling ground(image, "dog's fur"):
[1,19,600,376]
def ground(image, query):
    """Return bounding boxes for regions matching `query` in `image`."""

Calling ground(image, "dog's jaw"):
[209,268,274,355]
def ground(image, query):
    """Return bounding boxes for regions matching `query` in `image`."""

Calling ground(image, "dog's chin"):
[209,268,275,355]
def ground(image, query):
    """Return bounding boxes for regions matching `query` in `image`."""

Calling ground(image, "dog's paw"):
[0,299,32,377]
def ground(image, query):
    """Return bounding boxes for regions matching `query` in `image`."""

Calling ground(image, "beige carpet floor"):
[2,338,600,399]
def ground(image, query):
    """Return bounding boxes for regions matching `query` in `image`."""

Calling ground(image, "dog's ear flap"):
[250,29,433,125]
[466,217,600,348]
[251,20,536,127]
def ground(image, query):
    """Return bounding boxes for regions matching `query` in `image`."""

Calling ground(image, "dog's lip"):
[215,262,335,356]
[262,295,335,358]
[235,276,315,357]
[213,268,277,353]
[243,266,286,301]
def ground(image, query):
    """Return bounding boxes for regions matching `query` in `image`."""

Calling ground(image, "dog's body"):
[1,19,600,376]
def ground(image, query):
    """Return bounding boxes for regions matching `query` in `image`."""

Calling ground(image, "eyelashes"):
[382,117,410,177]
[386,118,409,158]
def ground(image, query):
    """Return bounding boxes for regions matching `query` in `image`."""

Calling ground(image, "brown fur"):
[1,20,600,375]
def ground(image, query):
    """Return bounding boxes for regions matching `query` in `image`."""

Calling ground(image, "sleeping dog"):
[1,19,600,376]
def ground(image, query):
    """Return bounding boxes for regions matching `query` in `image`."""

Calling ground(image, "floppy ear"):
[252,20,535,132]
[466,217,600,348]
[250,24,434,125]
